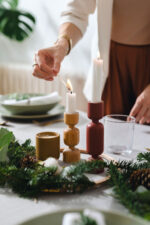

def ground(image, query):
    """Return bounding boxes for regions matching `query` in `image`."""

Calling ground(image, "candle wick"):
[67,87,72,93]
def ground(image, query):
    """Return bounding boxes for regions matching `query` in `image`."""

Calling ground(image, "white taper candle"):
[91,58,104,103]
[66,92,76,114]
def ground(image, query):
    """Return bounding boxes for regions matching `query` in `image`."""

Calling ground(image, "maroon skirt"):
[102,40,150,115]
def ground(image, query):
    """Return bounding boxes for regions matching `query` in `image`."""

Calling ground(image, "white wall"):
[0,0,97,78]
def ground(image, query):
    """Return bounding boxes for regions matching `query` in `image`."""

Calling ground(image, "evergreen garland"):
[0,128,150,221]
[109,163,150,220]
[108,155,150,220]
[0,138,98,197]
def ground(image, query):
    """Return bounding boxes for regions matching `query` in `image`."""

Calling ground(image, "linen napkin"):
[84,209,106,225]
[62,209,106,225]
[3,92,61,105]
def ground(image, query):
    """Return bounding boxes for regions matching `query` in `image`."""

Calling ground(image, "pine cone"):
[20,155,37,168]
[129,168,150,191]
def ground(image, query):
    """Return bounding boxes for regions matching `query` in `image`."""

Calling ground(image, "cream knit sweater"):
[61,0,113,100]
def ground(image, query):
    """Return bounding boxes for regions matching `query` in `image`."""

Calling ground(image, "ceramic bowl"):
[19,208,149,225]
[0,93,61,115]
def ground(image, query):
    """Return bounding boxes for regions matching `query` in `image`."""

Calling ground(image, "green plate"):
[0,93,61,115]
[0,104,65,121]
[19,208,149,225]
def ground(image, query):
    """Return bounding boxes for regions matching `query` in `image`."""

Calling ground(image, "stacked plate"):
[19,208,148,225]
[0,92,64,120]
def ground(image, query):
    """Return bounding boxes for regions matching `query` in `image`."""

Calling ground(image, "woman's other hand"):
[129,84,150,124]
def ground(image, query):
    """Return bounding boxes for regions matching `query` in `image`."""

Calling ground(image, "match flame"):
[66,79,73,93]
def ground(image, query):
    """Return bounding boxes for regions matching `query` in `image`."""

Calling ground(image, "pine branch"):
[66,160,107,177]
[109,163,150,220]
[7,139,35,167]
[137,152,150,163]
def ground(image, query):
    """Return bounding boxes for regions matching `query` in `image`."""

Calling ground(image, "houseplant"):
[0,0,36,41]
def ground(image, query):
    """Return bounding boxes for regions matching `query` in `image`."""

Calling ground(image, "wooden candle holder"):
[36,132,60,161]
[86,101,104,160]
[63,112,80,163]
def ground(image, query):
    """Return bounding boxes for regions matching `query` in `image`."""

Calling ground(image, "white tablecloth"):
[0,112,150,225]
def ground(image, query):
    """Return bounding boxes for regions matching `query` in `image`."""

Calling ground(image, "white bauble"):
[44,157,62,174]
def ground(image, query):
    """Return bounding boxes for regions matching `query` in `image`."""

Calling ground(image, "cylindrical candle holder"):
[86,101,104,159]
[36,132,60,161]
[63,112,80,163]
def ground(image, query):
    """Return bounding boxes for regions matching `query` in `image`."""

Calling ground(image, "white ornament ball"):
[44,157,62,174]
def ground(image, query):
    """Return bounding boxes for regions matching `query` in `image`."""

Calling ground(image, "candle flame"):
[66,79,73,93]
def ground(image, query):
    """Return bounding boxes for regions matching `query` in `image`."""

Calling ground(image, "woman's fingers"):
[35,52,54,74]
[135,105,147,123]
[129,100,142,118]
[33,45,64,81]
[129,98,147,124]
[131,103,150,124]
[32,65,54,81]
[130,86,150,124]
[140,108,150,124]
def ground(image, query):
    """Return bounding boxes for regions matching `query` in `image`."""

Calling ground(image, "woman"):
[32,0,150,124]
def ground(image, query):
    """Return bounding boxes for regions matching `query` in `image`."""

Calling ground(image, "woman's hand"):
[129,84,150,124]
[32,23,82,81]
[32,40,68,81]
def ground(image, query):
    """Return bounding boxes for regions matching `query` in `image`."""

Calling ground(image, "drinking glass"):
[104,115,135,155]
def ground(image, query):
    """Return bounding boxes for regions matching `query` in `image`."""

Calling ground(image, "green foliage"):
[66,160,107,176]
[137,152,150,163]
[0,128,150,221]
[0,128,15,162]
[80,214,97,225]
[109,155,150,220]
[0,0,18,9]
[7,93,41,101]
[0,159,95,198]
[5,165,59,197]
[0,130,96,197]
[8,139,35,167]
[0,0,36,41]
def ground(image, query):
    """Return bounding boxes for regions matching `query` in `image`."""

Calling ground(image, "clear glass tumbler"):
[104,115,135,155]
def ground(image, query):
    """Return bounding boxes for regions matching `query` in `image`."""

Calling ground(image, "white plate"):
[0,104,65,120]
[19,208,149,225]
[0,93,61,115]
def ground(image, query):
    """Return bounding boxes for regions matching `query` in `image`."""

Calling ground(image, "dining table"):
[0,111,150,225]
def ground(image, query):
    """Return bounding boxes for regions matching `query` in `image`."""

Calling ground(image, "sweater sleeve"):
[60,0,96,35]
